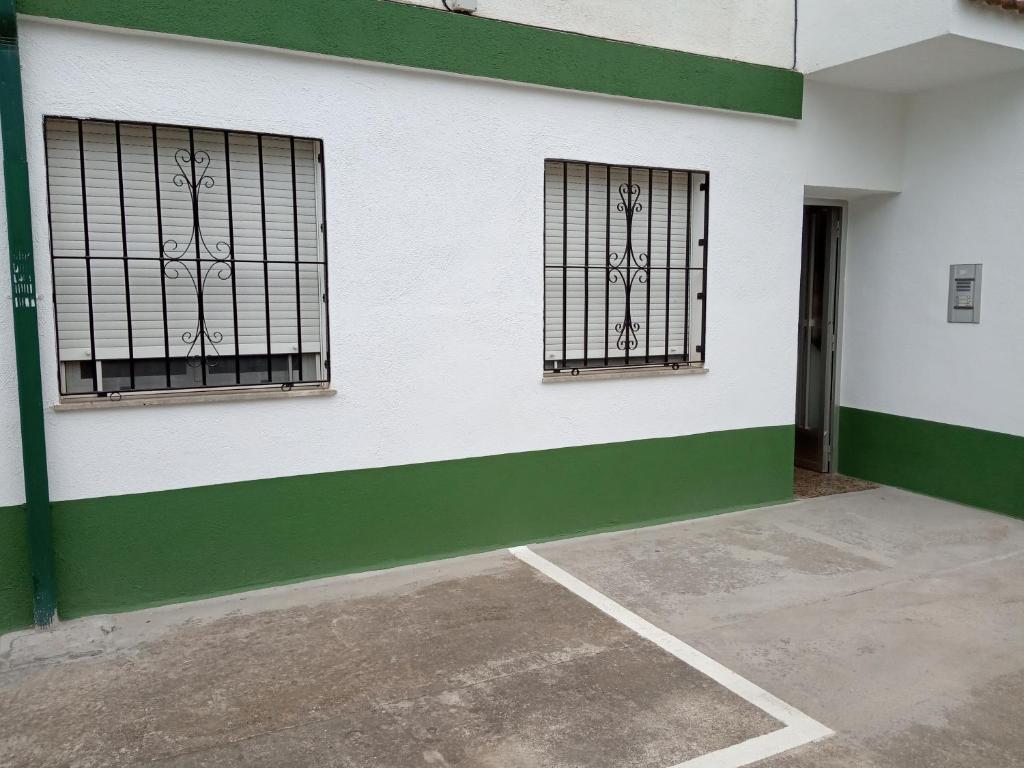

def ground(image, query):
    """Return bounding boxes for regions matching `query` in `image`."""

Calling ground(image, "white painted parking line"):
[509,545,833,768]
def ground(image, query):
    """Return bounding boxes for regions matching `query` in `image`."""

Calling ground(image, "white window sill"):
[542,365,708,383]
[53,385,336,411]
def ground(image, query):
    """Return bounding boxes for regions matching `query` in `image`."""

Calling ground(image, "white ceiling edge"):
[804,186,901,202]
[806,33,1024,94]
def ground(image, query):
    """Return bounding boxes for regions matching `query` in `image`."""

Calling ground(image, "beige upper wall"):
[390,0,797,68]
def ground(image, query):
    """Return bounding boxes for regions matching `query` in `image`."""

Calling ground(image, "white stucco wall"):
[840,68,1024,437]
[953,0,1024,51]
[392,0,796,68]
[0,19,821,506]
[798,81,906,196]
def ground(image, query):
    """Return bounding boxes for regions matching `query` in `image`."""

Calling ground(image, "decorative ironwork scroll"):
[608,182,649,351]
[160,148,232,368]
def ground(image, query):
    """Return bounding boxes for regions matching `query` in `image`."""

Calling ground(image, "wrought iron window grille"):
[543,160,709,374]
[44,117,331,397]
[163,145,231,370]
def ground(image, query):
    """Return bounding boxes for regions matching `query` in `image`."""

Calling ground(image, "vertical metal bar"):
[684,171,693,362]
[664,169,673,363]
[187,128,207,386]
[624,167,632,366]
[561,161,567,365]
[223,131,240,384]
[583,163,589,367]
[700,174,710,361]
[114,122,135,389]
[290,137,303,380]
[76,120,98,390]
[257,134,272,381]
[318,142,331,383]
[151,124,171,388]
[645,168,652,363]
[542,163,547,370]
[1,1,57,625]
[604,164,610,366]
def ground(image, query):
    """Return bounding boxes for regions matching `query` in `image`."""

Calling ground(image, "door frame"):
[800,197,848,473]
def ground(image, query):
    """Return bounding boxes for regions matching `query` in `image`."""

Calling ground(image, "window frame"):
[542,157,710,378]
[42,115,332,402]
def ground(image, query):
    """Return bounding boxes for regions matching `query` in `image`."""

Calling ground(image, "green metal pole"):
[1,0,57,627]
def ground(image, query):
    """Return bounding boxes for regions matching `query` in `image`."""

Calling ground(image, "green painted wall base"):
[0,425,793,631]
[839,407,1024,519]
[0,504,32,632]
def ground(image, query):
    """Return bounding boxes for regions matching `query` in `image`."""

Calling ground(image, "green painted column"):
[0,0,57,626]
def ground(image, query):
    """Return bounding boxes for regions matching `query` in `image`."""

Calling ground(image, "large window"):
[543,160,708,375]
[44,117,330,397]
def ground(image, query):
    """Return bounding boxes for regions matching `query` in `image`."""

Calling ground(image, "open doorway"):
[795,205,841,473]
[793,204,878,499]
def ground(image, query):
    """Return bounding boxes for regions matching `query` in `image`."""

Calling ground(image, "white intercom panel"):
[948,264,982,324]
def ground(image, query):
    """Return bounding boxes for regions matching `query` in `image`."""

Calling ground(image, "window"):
[44,117,330,397]
[543,160,708,375]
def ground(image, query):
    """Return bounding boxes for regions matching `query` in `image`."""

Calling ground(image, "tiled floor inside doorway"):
[794,467,878,499]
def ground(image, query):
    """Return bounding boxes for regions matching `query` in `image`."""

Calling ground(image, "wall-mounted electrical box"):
[948,264,982,324]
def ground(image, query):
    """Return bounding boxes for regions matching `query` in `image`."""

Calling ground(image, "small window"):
[44,117,330,397]
[544,160,708,374]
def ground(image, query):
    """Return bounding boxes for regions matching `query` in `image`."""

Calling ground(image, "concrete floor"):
[2,486,1023,767]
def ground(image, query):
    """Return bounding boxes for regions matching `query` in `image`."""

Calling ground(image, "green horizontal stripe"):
[0,425,793,629]
[839,407,1024,518]
[17,0,803,118]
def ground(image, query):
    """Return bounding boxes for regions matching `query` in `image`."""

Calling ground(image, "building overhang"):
[799,0,1024,93]
[807,34,1024,93]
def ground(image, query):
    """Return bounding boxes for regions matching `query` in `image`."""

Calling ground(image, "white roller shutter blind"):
[543,160,706,367]
[45,118,326,366]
